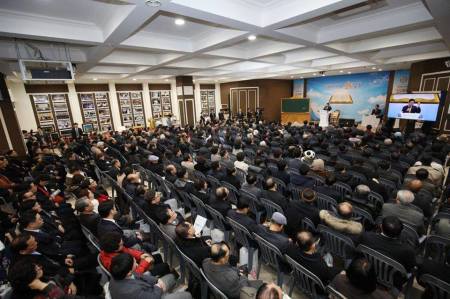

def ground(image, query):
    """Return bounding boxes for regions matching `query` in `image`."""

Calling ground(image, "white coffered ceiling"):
[0,0,449,83]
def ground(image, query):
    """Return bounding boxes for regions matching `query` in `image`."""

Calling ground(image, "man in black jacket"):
[71,123,83,140]
[222,167,241,189]
[286,231,340,285]
[262,177,288,212]
[210,187,232,217]
[174,222,211,266]
[285,188,320,237]
[76,197,100,235]
[227,197,259,233]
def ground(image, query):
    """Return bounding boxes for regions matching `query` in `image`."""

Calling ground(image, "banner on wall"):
[307,72,389,121]
[293,79,304,97]
[392,69,410,94]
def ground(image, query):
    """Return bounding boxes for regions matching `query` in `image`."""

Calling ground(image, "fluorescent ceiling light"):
[339,70,343,73]
[248,35,257,41]
[132,78,137,81]
[93,78,98,81]
[378,68,382,71]
[372,67,376,70]
[175,18,185,26]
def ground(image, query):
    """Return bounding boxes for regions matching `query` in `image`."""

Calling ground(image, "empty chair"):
[419,274,450,299]
[226,217,257,272]
[367,191,384,210]
[332,182,352,199]
[318,224,355,264]
[317,193,338,211]
[205,205,231,242]
[180,251,208,299]
[357,244,410,291]
[200,269,229,299]
[379,178,397,197]
[352,206,374,227]
[347,171,366,185]
[423,235,450,264]
[284,254,327,298]
[253,233,286,287]
[260,198,284,219]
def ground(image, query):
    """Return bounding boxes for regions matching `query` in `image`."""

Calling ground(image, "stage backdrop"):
[306,72,389,121]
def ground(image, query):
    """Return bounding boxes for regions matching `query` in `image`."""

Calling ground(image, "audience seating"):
[200,269,229,299]
[419,274,450,299]
[318,224,355,265]
[226,217,257,272]
[260,197,284,219]
[253,233,285,287]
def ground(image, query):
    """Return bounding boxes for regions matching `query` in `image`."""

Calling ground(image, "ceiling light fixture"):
[248,35,257,41]
[132,78,137,81]
[322,74,325,77]
[290,76,293,78]
[347,71,352,74]
[339,70,343,73]
[300,76,303,79]
[93,78,98,81]
[175,18,185,26]
[378,68,382,71]
[165,79,169,82]
[145,0,161,7]
[313,73,317,76]
[371,67,376,70]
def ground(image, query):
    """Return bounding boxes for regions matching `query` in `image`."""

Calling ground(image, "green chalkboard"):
[281,98,310,113]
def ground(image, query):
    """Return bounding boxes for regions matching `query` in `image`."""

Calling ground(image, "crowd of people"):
[0,114,448,299]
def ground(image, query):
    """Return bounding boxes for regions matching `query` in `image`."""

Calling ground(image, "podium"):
[361,114,381,129]
[319,110,330,128]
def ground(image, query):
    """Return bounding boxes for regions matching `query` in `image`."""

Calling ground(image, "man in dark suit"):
[286,231,340,286]
[174,222,212,267]
[285,188,320,237]
[262,177,288,212]
[402,99,421,113]
[227,197,259,234]
[274,160,290,185]
[359,216,416,273]
[75,197,100,235]
[314,173,343,202]
[96,200,142,248]
[210,187,232,217]
[71,123,83,140]
[407,179,433,218]
[222,167,241,189]
[290,164,315,188]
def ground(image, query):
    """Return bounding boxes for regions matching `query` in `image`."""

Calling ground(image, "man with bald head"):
[382,189,424,234]
[255,283,283,299]
[210,187,232,217]
[286,230,340,287]
[319,202,363,241]
[262,177,288,212]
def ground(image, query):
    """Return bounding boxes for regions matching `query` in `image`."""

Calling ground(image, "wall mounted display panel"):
[78,92,113,132]
[117,91,146,128]
[30,93,73,136]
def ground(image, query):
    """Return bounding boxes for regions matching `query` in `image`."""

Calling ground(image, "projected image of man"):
[402,99,421,113]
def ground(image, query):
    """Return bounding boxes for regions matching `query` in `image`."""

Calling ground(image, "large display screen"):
[387,93,440,121]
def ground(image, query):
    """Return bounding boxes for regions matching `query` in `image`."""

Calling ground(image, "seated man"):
[350,184,379,217]
[227,197,259,234]
[290,164,315,188]
[109,253,192,299]
[222,167,242,189]
[262,177,288,212]
[314,173,343,202]
[174,167,195,193]
[329,257,394,299]
[157,207,184,240]
[99,232,170,277]
[234,152,249,174]
[76,196,100,235]
[174,222,211,266]
[273,160,290,185]
[192,179,210,204]
[164,164,177,183]
[285,188,320,237]
[382,190,424,234]
[141,190,172,224]
[203,242,263,299]
[255,283,284,299]
[407,179,433,219]
[359,216,416,274]
[210,187,232,217]
[319,202,363,242]
[286,230,340,285]
[97,200,146,249]
[241,174,262,199]
[208,161,225,181]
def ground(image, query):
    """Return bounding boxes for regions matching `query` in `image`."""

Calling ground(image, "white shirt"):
[234,160,249,174]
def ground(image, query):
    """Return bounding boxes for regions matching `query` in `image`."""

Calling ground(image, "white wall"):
[5,79,219,132]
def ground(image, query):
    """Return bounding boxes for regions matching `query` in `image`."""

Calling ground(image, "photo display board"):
[150,90,172,119]
[200,89,216,114]
[117,91,146,128]
[30,93,73,136]
[78,92,113,132]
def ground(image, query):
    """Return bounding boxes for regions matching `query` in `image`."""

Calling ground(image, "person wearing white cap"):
[144,155,164,176]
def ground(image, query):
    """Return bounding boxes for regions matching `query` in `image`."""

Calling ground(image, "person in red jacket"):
[99,231,171,277]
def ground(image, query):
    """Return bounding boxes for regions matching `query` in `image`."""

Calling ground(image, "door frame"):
[229,87,260,114]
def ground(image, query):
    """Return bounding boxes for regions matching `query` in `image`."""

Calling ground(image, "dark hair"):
[8,259,39,291]
[220,149,228,157]
[226,167,236,176]
[100,232,122,252]
[19,200,38,213]
[301,188,316,202]
[236,198,250,210]
[19,210,38,229]
[211,146,219,155]
[246,174,257,185]
[408,99,415,102]
[236,152,245,162]
[175,222,191,239]
[182,153,191,162]
[157,208,172,225]
[299,163,310,175]
[346,257,377,293]
[325,173,336,186]
[98,200,115,218]
[296,231,315,251]
[378,160,390,170]
[381,216,403,238]
[10,233,33,253]
[211,161,220,171]
[416,168,429,180]
[110,253,134,280]
[177,167,187,179]
[421,154,432,166]
[194,179,206,191]
[277,160,287,171]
